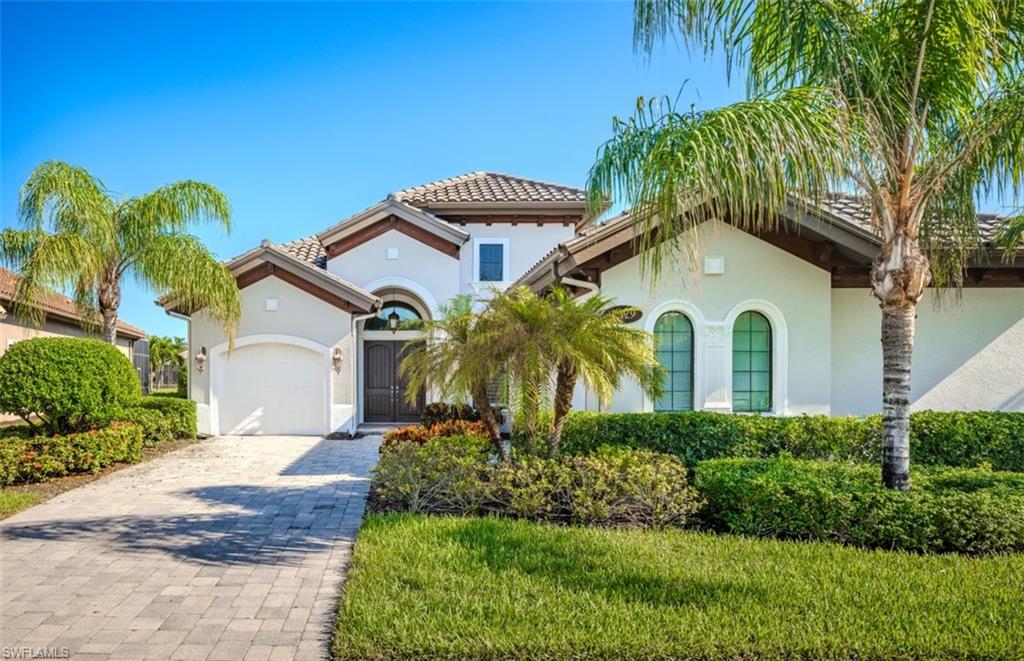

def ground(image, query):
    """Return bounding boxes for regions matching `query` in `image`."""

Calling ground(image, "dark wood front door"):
[364,341,424,423]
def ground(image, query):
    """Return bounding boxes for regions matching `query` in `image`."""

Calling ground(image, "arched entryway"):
[359,286,431,424]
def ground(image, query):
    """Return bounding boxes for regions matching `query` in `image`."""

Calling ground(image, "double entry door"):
[364,340,424,423]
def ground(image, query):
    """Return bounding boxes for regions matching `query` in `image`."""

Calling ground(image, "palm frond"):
[119,181,232,265]
[18,161,116,252]
[588,87,849,278]
[132,233,240,341]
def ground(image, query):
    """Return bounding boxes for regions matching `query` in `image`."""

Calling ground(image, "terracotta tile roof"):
[0,268,146,339]
[279,236,327,268]
[806,193,1005,242]
[394,171,587,206]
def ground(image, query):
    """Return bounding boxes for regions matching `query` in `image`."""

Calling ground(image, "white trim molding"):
[363,276,439,319]
[723,299,790,415]
[208,334,333,436]
[643,300,707,413]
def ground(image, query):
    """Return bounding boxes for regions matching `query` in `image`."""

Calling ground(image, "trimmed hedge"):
[0,422,144,486]
[371,435,700,529]
[118,407,174,446]
[139,396,197,439]
[695,457,1024,555]
[561,410,1024,471]
[0,337,140,434]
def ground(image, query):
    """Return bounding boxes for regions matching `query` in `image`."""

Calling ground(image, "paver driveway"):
[1,434,381,660]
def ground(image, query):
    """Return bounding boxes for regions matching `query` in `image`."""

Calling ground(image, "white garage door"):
[216,343,326,435]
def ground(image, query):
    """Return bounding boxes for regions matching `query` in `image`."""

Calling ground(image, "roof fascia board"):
[317,199,469,246]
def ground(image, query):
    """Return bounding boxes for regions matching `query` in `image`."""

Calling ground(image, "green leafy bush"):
[117,407,174,446]
[561,410,1024,471]
[694,457,1024,555]
[176,361,188,398]
[0,338,140,434]
[420,402,480,427]
[0,422,144,486]
[139,396,196,439]
[371,436,700,529]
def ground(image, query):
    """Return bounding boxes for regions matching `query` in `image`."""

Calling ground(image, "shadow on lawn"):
[437,518,762,609]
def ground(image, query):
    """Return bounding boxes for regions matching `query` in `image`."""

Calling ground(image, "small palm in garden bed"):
[381,420,487,448]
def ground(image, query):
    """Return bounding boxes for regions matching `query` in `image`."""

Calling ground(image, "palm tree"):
[148,335,187,389]
[589,0,1024,490]
[545,287,663,456]
[1,161,240,343]
[400,294,507,458]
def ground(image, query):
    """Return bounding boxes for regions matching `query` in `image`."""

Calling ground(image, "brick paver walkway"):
[1,435,380,660]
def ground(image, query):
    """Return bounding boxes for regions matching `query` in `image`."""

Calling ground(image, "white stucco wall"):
[326,230,459,315]
[190,275,355,434]
[592,221,833,415]
[831,288,1024,414]
[459,224,575,300]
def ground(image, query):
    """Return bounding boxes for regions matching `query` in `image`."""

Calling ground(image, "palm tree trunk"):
[871,203,929,491]
[548,360,577,457]
[880,304,915,490]
[98,274,121,345]
[471,383,507,461]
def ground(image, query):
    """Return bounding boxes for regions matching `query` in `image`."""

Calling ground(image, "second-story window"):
[477,240,507,282]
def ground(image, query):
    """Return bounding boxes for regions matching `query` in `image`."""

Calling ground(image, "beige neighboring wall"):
[0,314,134,358]
[831,288,1024,414]
[593,221,832,415]
[189,275,355,434]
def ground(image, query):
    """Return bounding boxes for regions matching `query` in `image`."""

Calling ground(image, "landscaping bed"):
[334,514,1024,660]
[0,434,198,519]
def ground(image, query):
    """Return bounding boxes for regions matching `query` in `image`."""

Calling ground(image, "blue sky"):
[1,1,745,337]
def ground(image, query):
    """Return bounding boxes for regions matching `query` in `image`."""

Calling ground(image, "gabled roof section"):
[394,171,588,211]
[1,268,146,339]
[514,195,1019,292]
[218,241,379,314]
[316,198,469,259]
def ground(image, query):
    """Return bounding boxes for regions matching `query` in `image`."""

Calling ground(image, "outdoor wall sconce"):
[387,309,400,333]
[0,304,6,321]
[195,347,208,374]
[332,347,343,373]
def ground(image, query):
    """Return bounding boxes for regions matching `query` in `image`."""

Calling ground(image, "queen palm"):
[1,161,240,343]
[544,286,663,456]
[589,0,1024,489]
[400,294,506,457]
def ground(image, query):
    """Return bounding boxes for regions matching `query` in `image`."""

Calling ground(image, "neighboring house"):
[169,172,1024,437]
[0,268,145,358]
[0,267,148,418]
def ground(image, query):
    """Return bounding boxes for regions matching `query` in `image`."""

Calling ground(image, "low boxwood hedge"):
[694,456,1024,555]
[139,396,197,439]
[561,410,1024,471]
[0,422,144,486]
[117,407,174,446]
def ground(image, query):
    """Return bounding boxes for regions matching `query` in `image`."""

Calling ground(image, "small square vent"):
[386,247,400,260]
[704,255,725,275]
[265,297,279,311]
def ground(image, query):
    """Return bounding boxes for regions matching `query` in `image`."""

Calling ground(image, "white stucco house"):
[169,172,1024,436]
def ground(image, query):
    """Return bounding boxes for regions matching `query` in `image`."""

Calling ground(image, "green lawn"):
[335,515,1024,660]
[0,489,45,518]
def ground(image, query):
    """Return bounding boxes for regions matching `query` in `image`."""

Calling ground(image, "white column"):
[702,322,732,412]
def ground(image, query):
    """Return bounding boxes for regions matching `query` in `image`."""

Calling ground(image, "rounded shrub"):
[118,407,174,446]
[0,338,140,434]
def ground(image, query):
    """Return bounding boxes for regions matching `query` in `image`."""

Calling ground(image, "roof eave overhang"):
[316,199,470,248]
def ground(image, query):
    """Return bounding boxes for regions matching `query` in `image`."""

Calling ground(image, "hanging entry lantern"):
[387,289,400,333]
